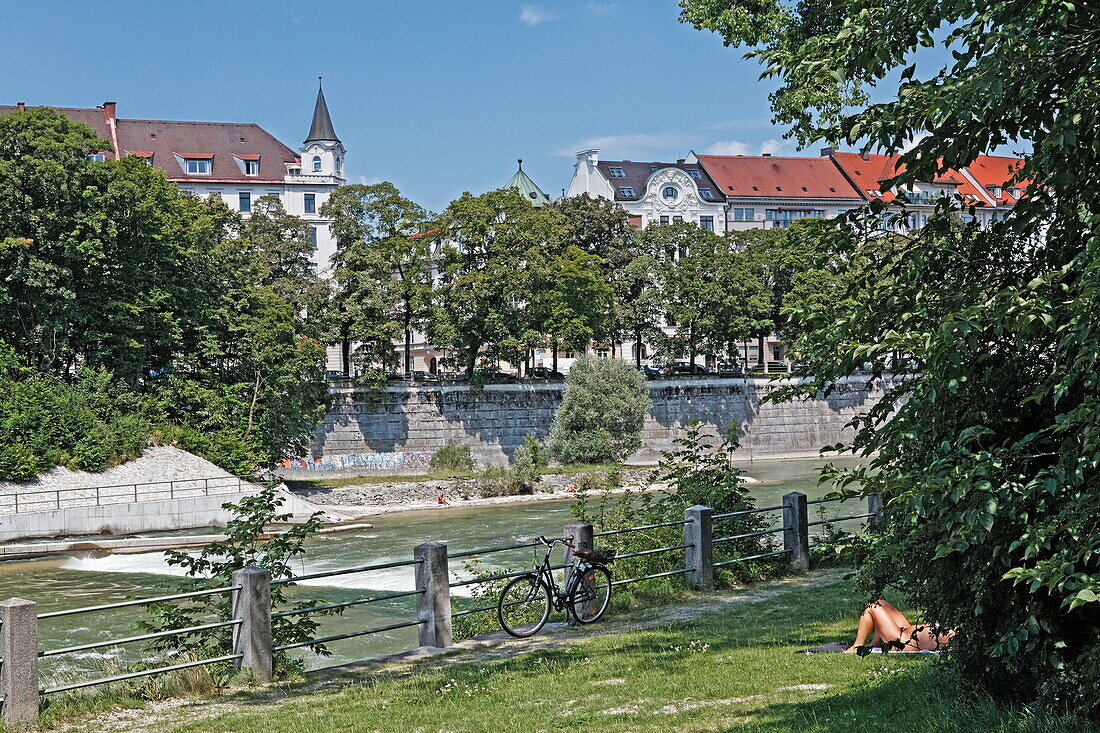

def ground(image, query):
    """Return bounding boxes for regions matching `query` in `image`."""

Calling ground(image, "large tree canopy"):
[681,0,1100,715]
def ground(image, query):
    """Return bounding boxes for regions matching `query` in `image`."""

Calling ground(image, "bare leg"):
[845,601,905,653]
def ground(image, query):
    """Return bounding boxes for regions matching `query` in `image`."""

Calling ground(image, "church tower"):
[301,79,346,182]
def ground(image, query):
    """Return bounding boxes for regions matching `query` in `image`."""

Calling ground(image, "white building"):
[1,82,346,272]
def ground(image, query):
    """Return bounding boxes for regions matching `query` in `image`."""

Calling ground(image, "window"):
[238,191,251,212]
[650,165,659,172]
[87,153,106,162]
[565,350,576,359]
[688,169,702,179]
[309,227,318,250]
[312,155,322,172]
[596,347,610,359]
[699,188,713,200]
[673,215,683,223]
[618,186,636,197]
[244,159,259,175]
[186,158,211,174]
[700,216,714,231]
[304,193,316,214]
[608,166,626,177]
[662,186,678,201]
[732,208,755,221]
[660,215,670,225]
[865,189,882,197]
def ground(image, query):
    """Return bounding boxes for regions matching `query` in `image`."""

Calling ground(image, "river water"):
[2,457,865,686]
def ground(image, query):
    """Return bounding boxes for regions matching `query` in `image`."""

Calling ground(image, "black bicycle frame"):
[531,542,587,610]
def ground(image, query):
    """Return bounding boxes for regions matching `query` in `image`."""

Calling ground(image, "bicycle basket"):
[588,547,616,564]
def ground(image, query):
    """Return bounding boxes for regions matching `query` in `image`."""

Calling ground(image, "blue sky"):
[5,1,823,211]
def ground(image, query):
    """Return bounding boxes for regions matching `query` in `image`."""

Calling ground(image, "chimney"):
[16,102,25,111]
[762,153,771,158]
[820,146,835,157]
[102,102,117,122]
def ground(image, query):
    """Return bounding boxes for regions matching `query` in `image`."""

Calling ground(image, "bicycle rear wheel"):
[497,574,551,638]
[567,565,611,624]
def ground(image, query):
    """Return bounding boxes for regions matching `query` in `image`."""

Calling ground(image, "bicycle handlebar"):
[537,535,575,549]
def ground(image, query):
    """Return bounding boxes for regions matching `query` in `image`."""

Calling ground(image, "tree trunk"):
[552,341,558,373]
[404,326,413,376]
[341,333,351,376]
[689,327,697,374]
[635,329,643,367]
[757,333,766,365]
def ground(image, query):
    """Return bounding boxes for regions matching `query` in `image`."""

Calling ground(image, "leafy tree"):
[429,189,559,375]
[547,355,651,464]
[652,223,768,370]
[682,0,1100,715]
[323,183,430,377]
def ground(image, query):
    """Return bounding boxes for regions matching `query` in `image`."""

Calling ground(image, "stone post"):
[231,566,273,682]
[783,492,811,572]
[0,598,39,728]
[868,493,887,534]
[414,542,452,648]
[684,505,713,590]
[563,521,594,586]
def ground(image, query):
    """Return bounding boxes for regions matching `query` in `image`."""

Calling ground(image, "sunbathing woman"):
[844,599,954,653]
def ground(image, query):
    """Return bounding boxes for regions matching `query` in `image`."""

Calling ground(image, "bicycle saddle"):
[573,548,593,558]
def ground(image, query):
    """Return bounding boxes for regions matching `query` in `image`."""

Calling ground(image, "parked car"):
[528,366,564,379]
[666,362,714,376]
[632,364,662,378]
[716,363,745,377]
[411,370,440,381]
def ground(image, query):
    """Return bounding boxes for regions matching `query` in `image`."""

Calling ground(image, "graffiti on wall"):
[279,452,434,472]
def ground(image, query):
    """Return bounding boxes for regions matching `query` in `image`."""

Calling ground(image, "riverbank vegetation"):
[50,578,1088,733]
[681,0,1100,719]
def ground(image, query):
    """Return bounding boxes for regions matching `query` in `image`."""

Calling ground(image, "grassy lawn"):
[154,578,1081,733]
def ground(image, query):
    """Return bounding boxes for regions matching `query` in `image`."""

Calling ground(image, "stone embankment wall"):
[296,376,891,475]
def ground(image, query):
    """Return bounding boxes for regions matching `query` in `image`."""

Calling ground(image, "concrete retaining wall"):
[299,376,891,475]
[0,489,317,543]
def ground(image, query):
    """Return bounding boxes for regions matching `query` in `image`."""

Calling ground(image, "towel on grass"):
[797,642,938,654]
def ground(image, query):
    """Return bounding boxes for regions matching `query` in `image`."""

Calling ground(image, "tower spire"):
[305,78,339,144]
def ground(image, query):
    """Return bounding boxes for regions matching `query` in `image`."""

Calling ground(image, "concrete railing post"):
[783,492,810,572]
[563,521,594,586]
[231,566,273,682]
[684,505,713,590]
[868,493,887,534]
[0,598,39,728]
[414,542,452,648]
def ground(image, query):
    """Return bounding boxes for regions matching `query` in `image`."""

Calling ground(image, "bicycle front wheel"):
[567,565,612,624]
[497,574,551,638]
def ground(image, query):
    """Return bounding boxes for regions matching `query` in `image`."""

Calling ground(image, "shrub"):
[430,443,476,472]
[547,355,651,464]
[572,422,785,607]
[511,438,544,491]
[476,464,534,497]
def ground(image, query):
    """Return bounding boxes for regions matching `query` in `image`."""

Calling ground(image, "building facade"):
[1,83,345,273]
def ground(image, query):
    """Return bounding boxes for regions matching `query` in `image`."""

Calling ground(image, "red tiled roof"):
[696,155,862,199]
[0,103,299,183]
[235,154,261,161]
[831,152,992,205]
[965,154,1029,204]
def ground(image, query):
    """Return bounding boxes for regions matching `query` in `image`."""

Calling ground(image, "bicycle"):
[496,535,615,638]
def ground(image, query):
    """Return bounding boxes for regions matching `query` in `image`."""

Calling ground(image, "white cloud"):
[558,132,687,158]
[356,175,383,186]
[706,139,751,156]
[760,138,794,156]
[519,5,554,27]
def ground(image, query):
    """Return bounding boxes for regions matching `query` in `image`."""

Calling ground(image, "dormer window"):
[312,155,322,172]
[618,186,636,197]
[185,158,211,174]
[699,188,713,200]
[245,160,259,175]
[688,169,702,179]
[87,153,106,162]
[866,189,882,197]
[609,166,626,178]
[650,165,659,172]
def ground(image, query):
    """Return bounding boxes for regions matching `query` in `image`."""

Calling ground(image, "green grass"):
[284,463,649,491]
[152,578,1085,733]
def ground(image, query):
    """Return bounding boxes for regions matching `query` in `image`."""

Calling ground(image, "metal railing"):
[0,476,253,515]
[0,491,884,726]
